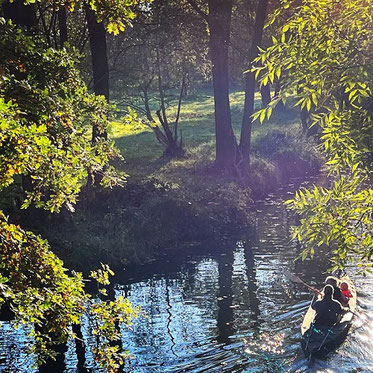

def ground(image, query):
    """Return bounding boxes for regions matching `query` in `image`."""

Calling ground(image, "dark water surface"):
[1,178,373,372]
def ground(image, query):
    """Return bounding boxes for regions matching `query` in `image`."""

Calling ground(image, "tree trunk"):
[260,83,271,107]
[2,0,37,29]
[3,2,37,195]
[58,7,68,48]
[301,108,319,136]
[207,0,237,170]
[274,80,285,110]
[142,84,155,122]
[154,49,184,158]
[84,3,109,143]
[300,107,309,133]
[239,0,269,172]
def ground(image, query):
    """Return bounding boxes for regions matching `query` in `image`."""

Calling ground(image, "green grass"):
[17,91,312,268]
[111,89,302,181]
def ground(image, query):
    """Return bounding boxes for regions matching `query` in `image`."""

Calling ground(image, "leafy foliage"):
[0,212,140,370]
[255,0,373,271]
[0,18,126,212]
[0,18,139,370]
[24,0,150,35]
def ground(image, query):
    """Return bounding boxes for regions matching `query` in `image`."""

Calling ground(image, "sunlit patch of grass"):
[112,89,301,182]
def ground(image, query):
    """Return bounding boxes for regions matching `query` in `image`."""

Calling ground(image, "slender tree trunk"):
[58,7,68,48]
[84,3,109,143]
[142,85,154,122]
[155,49,184,157]
[300,107,309,132]
[260,83,271,107]
[239,0,269,172]
[156,49,173,143]
[2,0,37,28]
[301,108,318,136]
[274,80,285,110]
[3,1,37,195]
[207,0,237,170]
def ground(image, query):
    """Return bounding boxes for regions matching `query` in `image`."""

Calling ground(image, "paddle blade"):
[282,268,304,285]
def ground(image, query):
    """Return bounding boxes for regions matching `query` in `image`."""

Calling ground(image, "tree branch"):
[185,0,208,21]
[174,73,186,140]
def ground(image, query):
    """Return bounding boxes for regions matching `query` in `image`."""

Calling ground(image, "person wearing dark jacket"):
[311,285,348,327]
[325,276,348,304]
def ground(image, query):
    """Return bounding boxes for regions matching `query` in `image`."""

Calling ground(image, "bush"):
[253,130,323,180]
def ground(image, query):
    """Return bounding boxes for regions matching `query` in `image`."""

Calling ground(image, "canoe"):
[300,275,357,358]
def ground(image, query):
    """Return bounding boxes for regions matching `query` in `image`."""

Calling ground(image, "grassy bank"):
[113,90,321,195]
[2,90,322,270]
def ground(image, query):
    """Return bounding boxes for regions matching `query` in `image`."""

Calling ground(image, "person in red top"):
[340,282,353,299]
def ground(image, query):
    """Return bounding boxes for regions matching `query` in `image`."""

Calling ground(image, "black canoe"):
[301,275,357,358]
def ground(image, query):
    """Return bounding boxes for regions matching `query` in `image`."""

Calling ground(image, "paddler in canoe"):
[310,284,348,328]
[282,269,357,359]
[301,274,357,359]
[324,275,349,305]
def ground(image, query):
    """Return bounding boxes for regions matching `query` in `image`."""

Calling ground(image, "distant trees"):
[110,0,209,157]
[184,0,275,174]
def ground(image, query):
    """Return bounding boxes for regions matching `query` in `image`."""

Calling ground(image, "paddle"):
[282,269,321,295]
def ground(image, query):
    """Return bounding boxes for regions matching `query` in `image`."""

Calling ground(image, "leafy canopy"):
[21,0,151,35]
[0,18,127,211]
[0,18,138,371]
[254,0,373,272]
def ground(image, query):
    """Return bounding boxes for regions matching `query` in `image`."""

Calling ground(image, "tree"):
[110,0,209,157]
[254,0,373,272]
[84,3,110,147]
[58,7,68,47]
[1,0,37,28]
[186,0,238,170]
[0,18,139,371]
[239,0,269,171]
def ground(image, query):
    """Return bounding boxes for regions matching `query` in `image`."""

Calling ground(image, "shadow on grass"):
[113,89,301,184]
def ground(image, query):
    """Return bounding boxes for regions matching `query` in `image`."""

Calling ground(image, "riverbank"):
[1,90,322,271]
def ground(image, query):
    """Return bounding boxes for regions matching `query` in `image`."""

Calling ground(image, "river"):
[1,178,373,372]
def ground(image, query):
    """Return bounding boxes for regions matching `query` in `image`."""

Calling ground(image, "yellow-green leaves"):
[0,20,126,212]
[0,18,136,371]
[0,213,140,371]
[258,0,373,272]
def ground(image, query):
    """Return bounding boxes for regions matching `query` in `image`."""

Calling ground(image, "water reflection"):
[1,178,373,372]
